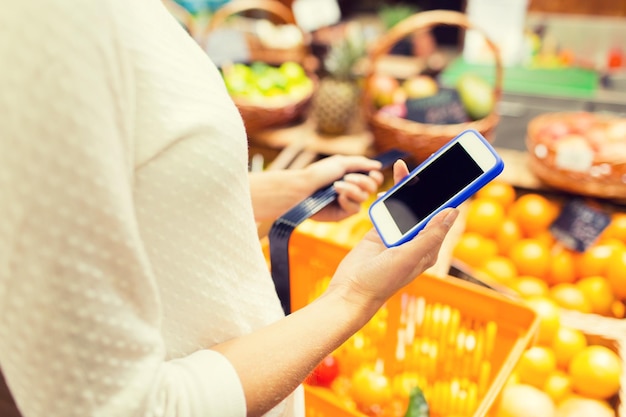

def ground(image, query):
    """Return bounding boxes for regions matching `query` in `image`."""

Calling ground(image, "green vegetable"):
[404,386,430,417]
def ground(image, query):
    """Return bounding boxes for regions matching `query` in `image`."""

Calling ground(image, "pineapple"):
[313,22,366,136]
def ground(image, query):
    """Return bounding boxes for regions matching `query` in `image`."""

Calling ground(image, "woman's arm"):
[218,160,459,415]
[249,155,384,222]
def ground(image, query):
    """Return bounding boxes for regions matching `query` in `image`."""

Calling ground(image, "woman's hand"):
[305,155,384,222]
[325,159,459,315]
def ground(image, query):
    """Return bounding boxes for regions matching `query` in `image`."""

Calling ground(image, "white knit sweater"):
[0,0,301,416]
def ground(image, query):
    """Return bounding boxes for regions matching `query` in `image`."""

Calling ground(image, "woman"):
[0,0,458,416]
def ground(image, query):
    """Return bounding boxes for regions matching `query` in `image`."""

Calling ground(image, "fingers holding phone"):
[370,129,504,248]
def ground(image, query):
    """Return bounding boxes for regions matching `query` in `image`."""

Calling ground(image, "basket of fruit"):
[205,0,316,136]
[526,111,626,200]
[363,10,503,163]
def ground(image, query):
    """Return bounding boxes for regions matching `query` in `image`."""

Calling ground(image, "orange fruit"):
[601,212,626,243]
[453,232,498,268]
[543,370,572,403]
[477,255,518,285]
[509,275,550,298]
[606,246,626,299]
[495,384,556,417]
[549,283,592,313]
[509,238,551,279]
[533,229,557,248]
[390,372,423,400]
[475,180,517,209]
[576,276,615,316]
[350,366,393,409]
[525,296,561,345]
[546,246,577,285]
[575,241,622,279]
[551,326,587,369]
[509,193,559,237]
[612,300,625,319]
[464,197,506,238]
[556,396,615,417]
[517,346,557,388]
[569,345,622,400]
[494,217,523,256]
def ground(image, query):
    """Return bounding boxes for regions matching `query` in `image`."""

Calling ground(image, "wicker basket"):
[205,0,316,136]
[526,112,626,200]
[363,10,503,164]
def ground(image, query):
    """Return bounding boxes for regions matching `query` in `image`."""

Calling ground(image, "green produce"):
[404,386,430,417]
[221,61,313,104]
[456,73,494,121]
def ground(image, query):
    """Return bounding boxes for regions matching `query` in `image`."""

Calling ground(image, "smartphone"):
[369,129,504,247]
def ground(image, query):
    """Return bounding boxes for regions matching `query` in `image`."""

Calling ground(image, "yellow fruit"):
[576,276,615,316]
[390,372,422,400]
[551,326,587,369]
[556,396,615,417]
[569,345,622,400]
[525,296,561,345]
[510,275,550,298]
[601,212,626,243]
[606,246,626,299]
[477,255,518,285]
[453,232,498,268]
[495,218,523,256]
[547,247,577,285]
[509,239,551,279]
[575,242,621,279]
[510,193,558,237]
[494,383,556,417]
[517,346,557,388]
[350,366,393,409]
[543,370,572,403]
[475,180,517,209]
[465,197,506,238]
[549,283,592,313]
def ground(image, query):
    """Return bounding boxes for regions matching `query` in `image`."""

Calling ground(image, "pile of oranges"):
[453,180,626,317]
[492,296,622,417]
[453,181,625,417]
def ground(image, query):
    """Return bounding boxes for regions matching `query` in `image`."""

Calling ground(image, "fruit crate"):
[262,229,540,417]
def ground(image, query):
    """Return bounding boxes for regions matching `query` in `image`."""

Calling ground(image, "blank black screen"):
[384,143,483,234]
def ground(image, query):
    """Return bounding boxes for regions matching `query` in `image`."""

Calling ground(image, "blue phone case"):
[369,129,504,247]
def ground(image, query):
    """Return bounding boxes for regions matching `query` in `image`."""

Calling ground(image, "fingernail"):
[443,209,459,227]
[333,181,347,191]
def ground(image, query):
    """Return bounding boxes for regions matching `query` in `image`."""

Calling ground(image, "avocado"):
[456,73,494,121]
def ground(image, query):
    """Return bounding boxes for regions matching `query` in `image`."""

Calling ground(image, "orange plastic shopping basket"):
[262,228,539,417]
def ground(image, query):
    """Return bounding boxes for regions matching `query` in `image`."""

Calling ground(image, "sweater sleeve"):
[0,1,245,416]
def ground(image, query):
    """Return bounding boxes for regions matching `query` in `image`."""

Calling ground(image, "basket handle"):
[207,0,297,32]
[367,10,503,98]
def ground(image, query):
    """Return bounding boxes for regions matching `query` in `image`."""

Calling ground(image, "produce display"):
[294,179,625,417]
[526,111,626,199]
[453,181,625,417]
[454,181,626,318]
[220,61,314,106]
[368,72,495,124]
[529,112,626,170]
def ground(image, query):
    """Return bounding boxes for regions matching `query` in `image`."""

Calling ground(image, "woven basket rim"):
[361,10,503,162]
